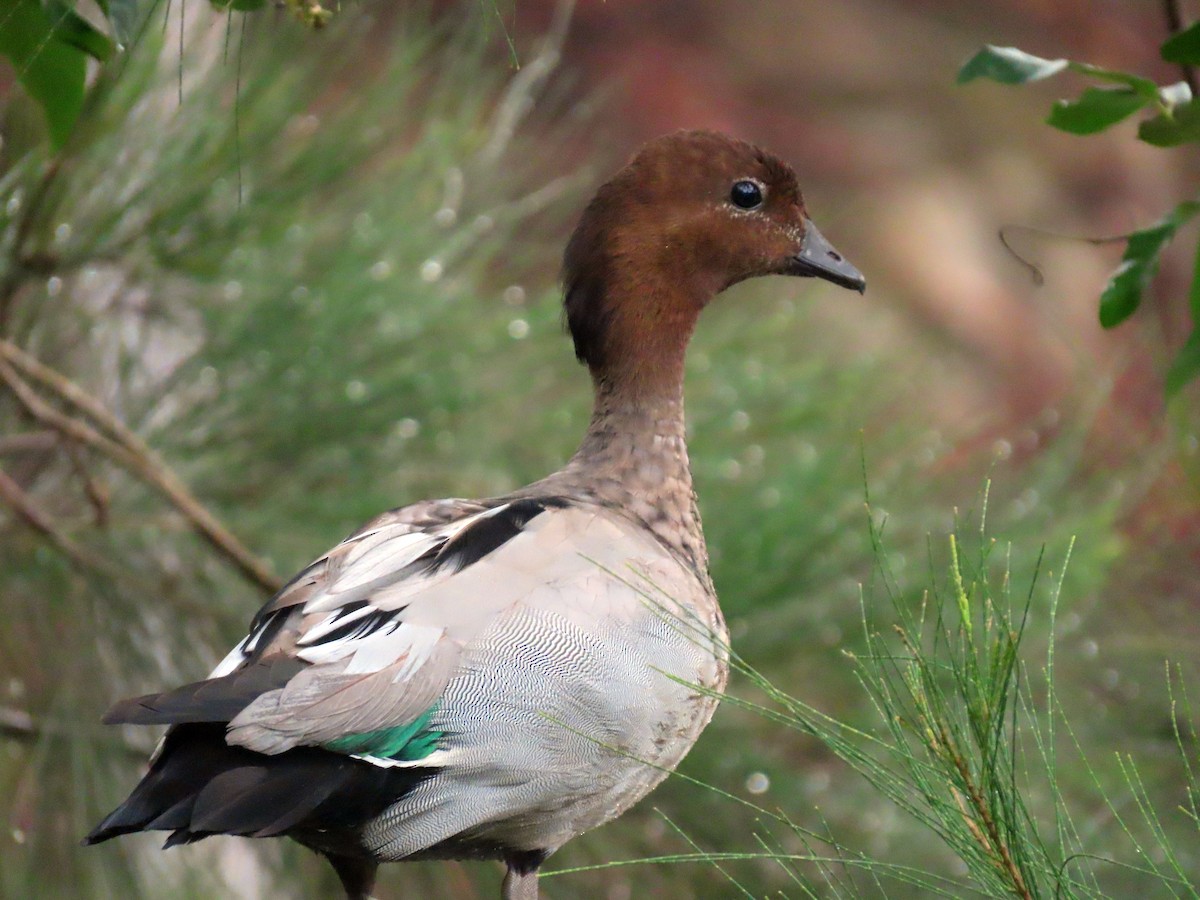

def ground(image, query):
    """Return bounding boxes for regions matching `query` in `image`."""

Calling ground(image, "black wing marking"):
[296,600,404,648]
[413,497,567,576]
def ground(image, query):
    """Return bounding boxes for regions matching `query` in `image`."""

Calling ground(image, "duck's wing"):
[102,495,598,760]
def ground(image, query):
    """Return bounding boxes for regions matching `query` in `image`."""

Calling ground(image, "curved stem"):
[0,340,281,594]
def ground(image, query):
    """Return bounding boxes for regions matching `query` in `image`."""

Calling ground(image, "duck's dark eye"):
[730,180,763,210]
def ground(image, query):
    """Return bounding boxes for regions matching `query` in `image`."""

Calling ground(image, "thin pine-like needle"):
[235,13,246,208]
[178,0,185,106]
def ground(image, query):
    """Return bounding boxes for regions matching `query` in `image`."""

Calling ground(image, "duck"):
[85,130,866,899]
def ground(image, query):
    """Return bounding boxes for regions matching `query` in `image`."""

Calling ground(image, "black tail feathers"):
[85,723,431,849]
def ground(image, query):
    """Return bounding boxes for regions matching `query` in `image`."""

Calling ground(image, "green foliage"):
[956,46,1069,85]
[209,0,270,10]
[0,0,335,150]
[43,1,116,61]
[1164,229,1200,393]
[613,488,1198,897]
[1046,87,1147,135]
[959,41,1200,398]
[1138,98,1200,147]
[1163,21,1200,65]
[958,46,1160,98]
[1168,330,1200,397]
[96,0,143,47]
[1100,201,1200,328]
[0,0,94,147]
[546,485,1198,897]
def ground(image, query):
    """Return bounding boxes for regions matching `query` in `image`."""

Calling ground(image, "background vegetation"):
[0,1,1196,898]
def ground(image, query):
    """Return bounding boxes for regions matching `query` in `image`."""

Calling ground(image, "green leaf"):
[95,0,144,48]
[1162,21,1200,66]
[0,0,87,148]
[958,47,1160,100]
[1046,86,1147,134]
[958,45,1068,85]
[1166,237,1200,396]
[1099,201,1200,328]
[1190,232,1200,321]
[1166,328,1200,396]
[43,1,115,61]
[1167,234,1200,396]
[1100,228,1171,327]
[1138,99,1200,147]
[1068,62,1160,99]
[209,0,269,10]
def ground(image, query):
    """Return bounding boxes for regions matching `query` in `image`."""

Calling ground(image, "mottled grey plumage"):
[87,130,865,898]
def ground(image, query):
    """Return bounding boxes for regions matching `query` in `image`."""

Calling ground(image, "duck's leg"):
[501,850,547,900]
[325,852,378,900]
[501,867,537,900]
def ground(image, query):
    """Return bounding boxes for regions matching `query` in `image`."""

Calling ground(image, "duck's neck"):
[563,340,709,577]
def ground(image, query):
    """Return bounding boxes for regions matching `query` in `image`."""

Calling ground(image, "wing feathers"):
[227,637,456,755]
[296,600,383,647]
[103,657,306,726]
[328,531,442,596]
[429,498,563,574]
[109,497,566,756]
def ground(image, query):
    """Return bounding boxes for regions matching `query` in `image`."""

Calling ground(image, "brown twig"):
[0,453,246,621]
[0,431,58,454]
[1165,0,1198,95]
[0,464,121,579]
[0,355,132,460]
[936,718,1033,900]
[0,704,148,760]
[0,342,281,594]
[64,439,110,527]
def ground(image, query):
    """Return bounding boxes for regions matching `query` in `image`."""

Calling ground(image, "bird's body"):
[87,131,865,898]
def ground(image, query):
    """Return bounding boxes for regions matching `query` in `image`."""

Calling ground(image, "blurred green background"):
[0,1,1197,897]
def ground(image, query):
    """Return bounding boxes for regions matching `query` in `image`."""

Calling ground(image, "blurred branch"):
[0,431,58,453]
[1165,0,1197,94]
[0,706,34,739]
[0,340,282,594]
[65,439,111,527]
[0,704,147,759]
[478,0,574,165]
[0,463,120,578]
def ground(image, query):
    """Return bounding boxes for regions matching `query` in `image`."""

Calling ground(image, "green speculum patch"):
[325,706,443,761]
